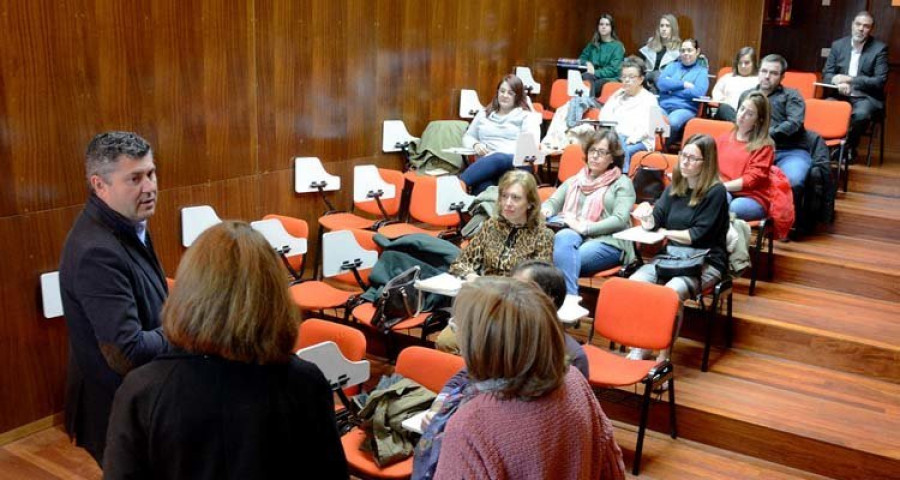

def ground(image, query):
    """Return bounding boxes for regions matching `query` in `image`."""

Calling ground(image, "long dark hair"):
[485,74,531,116]
[590,14,619,44]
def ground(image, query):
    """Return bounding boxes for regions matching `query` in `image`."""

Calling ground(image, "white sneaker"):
[627,348,651,361]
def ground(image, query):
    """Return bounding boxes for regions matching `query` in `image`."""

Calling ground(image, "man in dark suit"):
[59,131,169,464]
[822,10,889,161]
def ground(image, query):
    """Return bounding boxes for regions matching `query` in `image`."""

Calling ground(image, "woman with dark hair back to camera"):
[103,221,347,480]
[712,46,760,122]
[541,129,635,296]
[578,13,625,97]
[629,134,729,360]
[459,74,541,195]
[433,277,625,479]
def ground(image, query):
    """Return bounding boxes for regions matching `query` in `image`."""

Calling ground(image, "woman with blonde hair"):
[438,170,553,353]
[104,221,347,479]
[716,91,775,220]
[639,13,682,92]
[433,277,625,479]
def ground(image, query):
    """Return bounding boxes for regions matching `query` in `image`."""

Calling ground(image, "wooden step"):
[595,344,900,480]
[686,279,900,383]
[771,233,900,302]
[611,422,833,479]
[830,191,900,243]
[847,164,900,197]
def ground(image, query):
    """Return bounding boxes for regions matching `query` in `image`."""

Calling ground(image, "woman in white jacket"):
[599,56,660,173]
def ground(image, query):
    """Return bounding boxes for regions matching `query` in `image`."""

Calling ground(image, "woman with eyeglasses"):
[540,130,636,295]
[715,91,774,221]
[459,74,541,195]
[711,46,760,122]
[598,56,660,173]
[639,14,682,93]
[628,134,728,360]
[657,38,709,147]
[578,13,625,97]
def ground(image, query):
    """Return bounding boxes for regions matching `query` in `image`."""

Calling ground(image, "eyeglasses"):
[679,152,704,163]
[621,74,642,82]
[587,148,611,157]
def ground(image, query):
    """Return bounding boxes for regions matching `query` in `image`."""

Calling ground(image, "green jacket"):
[543,174,636,265]
[578,40,625,80]
[408,120,470,173]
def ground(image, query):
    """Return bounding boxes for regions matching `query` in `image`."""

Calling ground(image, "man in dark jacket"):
[822,10,889,161]
[59,131,169,464]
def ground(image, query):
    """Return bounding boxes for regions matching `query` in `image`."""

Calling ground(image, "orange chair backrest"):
[166,277,176,293]
[264,214,310,273]
[395,346,465,393]
[296,318,367,361]
[683,118,734,142]
[584,108,600,120]
[408,175,462,228]
[354,168,404,218]
[804,98,851,140]
[558,145,587,183]
[716,66,732,79]
[782,71,817,99]
[594,277,680,350]
[629,151,677,179]
[548,79,571,110]
[598,81,622,104]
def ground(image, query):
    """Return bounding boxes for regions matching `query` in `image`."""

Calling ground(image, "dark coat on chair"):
[103,352,348,480]
[823,36,889,110]
[59,194,169,464]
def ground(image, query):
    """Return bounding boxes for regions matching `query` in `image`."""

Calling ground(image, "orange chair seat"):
[352,303,430,331]
[290,281,353,310]
[341,425,413,479]
[824,139,842,148]
[584,345,659,386]
[377,223,439,239]
[591,266,621,278]
[538,186,556,203]
[319,212,374,231]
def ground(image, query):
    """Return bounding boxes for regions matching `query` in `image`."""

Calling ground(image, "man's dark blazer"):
[823,35,889,109]
[58,193,168,463]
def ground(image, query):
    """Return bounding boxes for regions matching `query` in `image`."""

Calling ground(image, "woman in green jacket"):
[579,14,625,97]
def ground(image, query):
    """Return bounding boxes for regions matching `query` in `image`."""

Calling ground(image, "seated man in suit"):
[822,10,889,163]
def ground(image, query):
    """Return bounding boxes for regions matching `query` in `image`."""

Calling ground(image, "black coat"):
[59,194,168,463]
[823,36,889,109]
[103,352,348,480]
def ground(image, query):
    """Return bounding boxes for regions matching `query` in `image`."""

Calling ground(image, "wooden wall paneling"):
[0,207,82,434]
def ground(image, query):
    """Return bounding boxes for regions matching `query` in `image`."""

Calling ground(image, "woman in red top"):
[715,90,774,220]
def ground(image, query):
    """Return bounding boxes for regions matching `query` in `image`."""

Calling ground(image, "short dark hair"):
[760,54,788,76]
[622,55,646,76]
[733,46,758,76]
[85,131,151,189]
[585,129,625,171]
[511,260,566,309]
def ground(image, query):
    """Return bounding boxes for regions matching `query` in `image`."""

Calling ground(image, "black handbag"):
[371,266,422,333]
[630,153,667,203]
[653,245,709,282]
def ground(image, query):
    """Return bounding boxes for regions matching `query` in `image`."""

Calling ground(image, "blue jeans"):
[774,149,812,189]
[460,152,516,195]
[664,108,697,146]
[552,227,623,294]
[728,193,766,221]
[619,135,649,174]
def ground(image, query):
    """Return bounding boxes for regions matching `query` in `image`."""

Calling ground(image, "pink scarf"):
[561,166,622,223]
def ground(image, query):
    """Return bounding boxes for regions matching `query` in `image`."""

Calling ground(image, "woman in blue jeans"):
[541,129,636,295]
[460,74,541,195]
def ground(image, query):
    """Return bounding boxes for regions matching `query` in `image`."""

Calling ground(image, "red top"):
[716,133,774,213]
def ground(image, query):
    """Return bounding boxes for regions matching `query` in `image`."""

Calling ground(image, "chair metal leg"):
[633,382,653,475]
[766,223,775,280]
[725,291,734,348]
[701,292,717,372]
[879,120,885,166]
[668,378,678,439]
[749,220,767,296]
